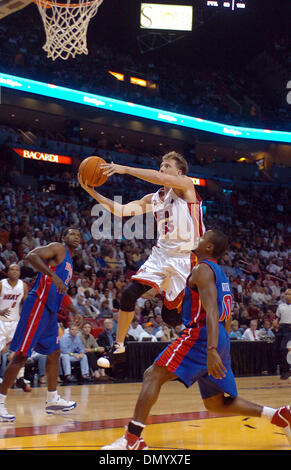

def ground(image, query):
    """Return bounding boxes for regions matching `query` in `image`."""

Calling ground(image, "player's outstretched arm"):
[100,162,194,191]
[78,174,153,217]
[25,243,67,294]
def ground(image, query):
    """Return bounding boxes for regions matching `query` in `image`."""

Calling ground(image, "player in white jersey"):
[78,151,205,364]
[131,184,204,312]
[0,264,29,390]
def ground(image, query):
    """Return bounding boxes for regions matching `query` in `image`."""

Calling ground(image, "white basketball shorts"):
[131,246,197,309]
[0,319,18,351]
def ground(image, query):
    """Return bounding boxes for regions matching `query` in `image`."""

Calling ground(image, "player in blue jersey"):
[0,227,82,422]
[103,230,291,450]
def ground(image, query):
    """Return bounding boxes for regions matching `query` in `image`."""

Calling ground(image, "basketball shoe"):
[271,406,291,444]
[16,377,31,392]
[0,403,16,422]
[45,395,77,415]
[102,429,148,450]
[98,342,126,368]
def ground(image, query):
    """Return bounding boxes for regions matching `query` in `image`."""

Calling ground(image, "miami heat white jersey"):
[0,279,24,322]
[151,187,205,254]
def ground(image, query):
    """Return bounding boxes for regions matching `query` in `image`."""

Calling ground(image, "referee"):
[275,289,291,379]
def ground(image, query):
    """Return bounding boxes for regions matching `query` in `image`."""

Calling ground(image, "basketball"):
[78,156,108,187]
[97,357,110,368]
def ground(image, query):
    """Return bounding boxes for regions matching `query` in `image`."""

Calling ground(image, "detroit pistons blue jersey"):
[10,247,73,357]
[30,247,73,313]
[155,258,237,398]
[181,258,232,328]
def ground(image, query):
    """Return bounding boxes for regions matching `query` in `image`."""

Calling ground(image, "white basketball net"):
[35,0,104,61]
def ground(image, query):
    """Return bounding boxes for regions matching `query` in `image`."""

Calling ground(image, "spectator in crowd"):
[2,243,18,262]
[83,296,100,319]
[68,286,78,306]
[140,300,154,324]
[229,320,243,340]
[77,278,94,297]
[21,230,37,254]
[261,287,272,306]
[258,319,276,341]
[59,323,91,383]
[109,310,118,335]
[78,322,108,381]
[159,324,174,342]
[270,281,282,300]
[251,286,265,308]
[238,309,251,331]
[99,300,113,319]
[139,323,158,342]
[232,261,244,279]
[248,257,261,280]
[151,314,163,338]
[242,319,260,341]
[75,293,90,317]
[97,319,116,353]
[154,299,163,316]
[127,318,144,341]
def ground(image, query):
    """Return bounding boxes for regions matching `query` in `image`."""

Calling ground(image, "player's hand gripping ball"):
[78,156,108,187]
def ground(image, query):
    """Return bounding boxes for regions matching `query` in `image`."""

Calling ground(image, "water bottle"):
[33,373,38,387]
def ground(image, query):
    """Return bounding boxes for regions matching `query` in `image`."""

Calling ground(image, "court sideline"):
[0,375,290,451]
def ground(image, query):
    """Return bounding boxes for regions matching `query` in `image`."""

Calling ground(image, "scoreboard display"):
[206,0,246,9]
[140,4,193,31]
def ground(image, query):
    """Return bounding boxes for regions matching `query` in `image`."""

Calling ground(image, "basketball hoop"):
[34,0,104,61]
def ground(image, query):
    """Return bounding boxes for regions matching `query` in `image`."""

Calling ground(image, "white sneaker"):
[45,395,77,415]
[102,430,148,450]
[0,403,16,422]
[271,405,291,444]
[113,343,125,355]
[102,436,128,450]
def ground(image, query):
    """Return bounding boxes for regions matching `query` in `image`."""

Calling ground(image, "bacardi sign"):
[13,148,72,165]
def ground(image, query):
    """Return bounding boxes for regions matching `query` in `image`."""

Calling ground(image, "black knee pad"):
[119,282,152,312]
[161,305,182,327]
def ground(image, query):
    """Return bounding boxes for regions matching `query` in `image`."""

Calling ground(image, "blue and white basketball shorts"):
[10,293,60,357]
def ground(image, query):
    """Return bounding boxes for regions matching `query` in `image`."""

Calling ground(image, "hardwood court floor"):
[0,376,290,451]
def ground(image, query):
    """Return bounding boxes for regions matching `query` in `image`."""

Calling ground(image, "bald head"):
[8,264,20,281]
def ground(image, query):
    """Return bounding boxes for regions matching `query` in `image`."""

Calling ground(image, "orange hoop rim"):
[34,0,102,8]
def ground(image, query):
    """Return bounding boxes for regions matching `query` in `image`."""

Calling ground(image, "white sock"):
[47,390,58,403]
[0,393,6,404]
[131,419,146,428]
[261,406,276,420]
